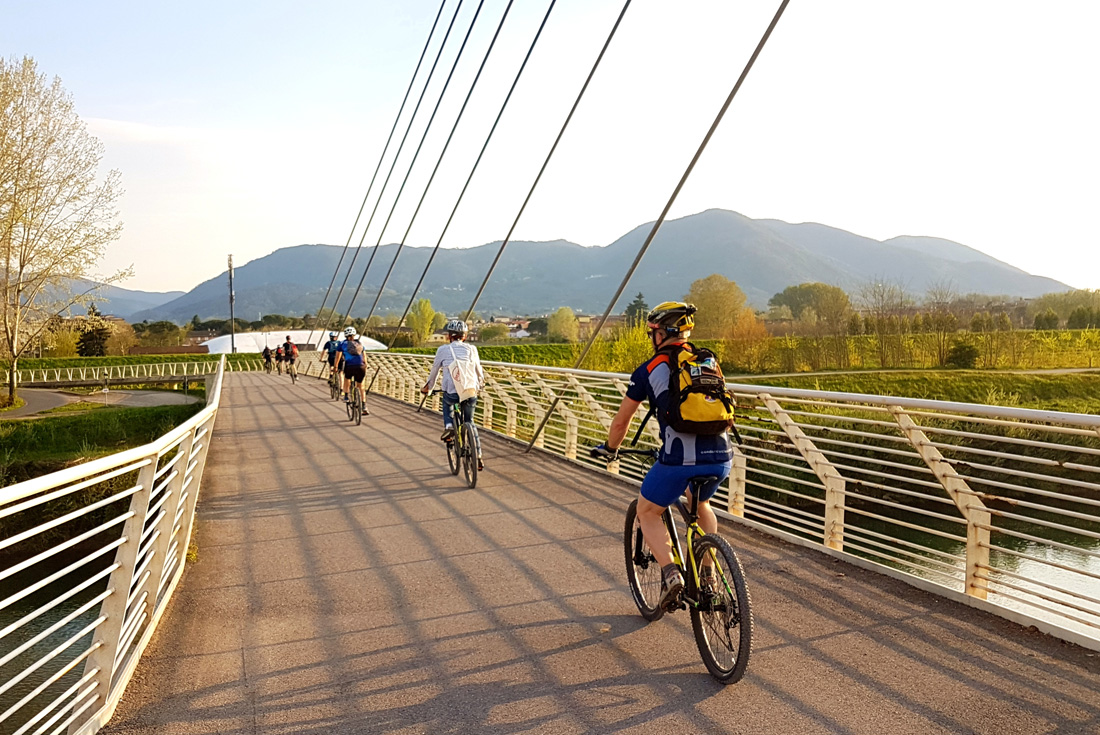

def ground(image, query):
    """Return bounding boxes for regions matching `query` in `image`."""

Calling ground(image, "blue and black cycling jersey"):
[322,339,341,364]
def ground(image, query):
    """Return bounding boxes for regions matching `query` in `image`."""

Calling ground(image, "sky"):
[2,0,1098,296]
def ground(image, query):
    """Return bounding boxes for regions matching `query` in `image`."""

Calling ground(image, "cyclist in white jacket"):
[421,319,486,469]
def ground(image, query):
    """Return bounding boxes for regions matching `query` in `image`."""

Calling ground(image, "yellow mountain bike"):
[607,446,753,684]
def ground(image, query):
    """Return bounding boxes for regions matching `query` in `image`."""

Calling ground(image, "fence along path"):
[95,370,1100,735]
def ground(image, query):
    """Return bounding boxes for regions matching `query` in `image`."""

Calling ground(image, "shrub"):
[945,342,979,369]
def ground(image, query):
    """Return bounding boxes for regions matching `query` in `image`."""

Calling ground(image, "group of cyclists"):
[261,338,299,376]
[265,302,726,614]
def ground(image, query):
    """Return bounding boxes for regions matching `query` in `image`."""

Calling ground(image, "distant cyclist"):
[420,319,485,470]
[262,345,273,372]
[274,346,284,374]
[339,326,369,415]
[282,336,299,379]
[593,302,734,609]
[319,331,341,379]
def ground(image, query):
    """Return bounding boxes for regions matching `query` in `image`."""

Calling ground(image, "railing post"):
[727,444,747,517]
[762,394,846,551]
[891,407,991,600]
[78,455,158,722]
[480,393,494,431]
[137,430,196,614]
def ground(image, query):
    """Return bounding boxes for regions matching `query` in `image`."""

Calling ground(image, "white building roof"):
[201,330,388,354]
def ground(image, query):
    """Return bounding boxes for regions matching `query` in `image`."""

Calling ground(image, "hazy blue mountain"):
[131,209,1070,323]
[53,280,184,320]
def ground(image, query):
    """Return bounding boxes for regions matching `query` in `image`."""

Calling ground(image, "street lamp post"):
[228,254,236,354]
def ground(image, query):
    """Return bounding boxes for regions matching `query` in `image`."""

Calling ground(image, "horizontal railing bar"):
[980,524,1100,560]
[984,506,1100,542]
[0,461,147,522]
[0,590,111,669]
[0,512,132,585]
[0,563,117,641]
[841,502,966,541]
[976,575,1100,629]
[0,617,105,704]
[15,675,96,735]
[985,544,1100,584]
[976,564,1100,609]
[0,537,125,613]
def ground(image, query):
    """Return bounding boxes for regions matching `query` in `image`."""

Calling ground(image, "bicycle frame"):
[617,447,732,611]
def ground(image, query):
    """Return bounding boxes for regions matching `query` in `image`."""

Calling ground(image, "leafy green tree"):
[684,274,748,340]
[405,298,441,345]
[478,324,508,343]
[1034,308,1060,330]
[624,292,648,325]
[547,307,579,343]
[527,318,548,337]
[769,283,851,322]
[77,325,110,356]
[1067,306,1094,330]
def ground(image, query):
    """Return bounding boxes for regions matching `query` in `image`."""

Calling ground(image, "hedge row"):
[395,344,575,367]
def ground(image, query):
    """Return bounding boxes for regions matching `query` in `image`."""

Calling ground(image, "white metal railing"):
[341,352,1100,652]
[0,357,226,735]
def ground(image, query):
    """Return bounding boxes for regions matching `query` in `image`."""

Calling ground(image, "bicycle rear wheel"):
[353,394,362,425]
[623,499,665,622]
[461,423,477,488]
[690,534,752,684]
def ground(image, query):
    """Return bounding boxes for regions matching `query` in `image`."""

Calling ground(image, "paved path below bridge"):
[103,372,1100,735]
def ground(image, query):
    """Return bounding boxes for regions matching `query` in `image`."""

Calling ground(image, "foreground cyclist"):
[594,302,733,609]
[420,319,485,470]
[339,327,369,415]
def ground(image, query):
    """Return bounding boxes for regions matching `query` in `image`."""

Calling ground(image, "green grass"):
[735,371,1100,414]
[0,397,25,413]
[40,401,113,414]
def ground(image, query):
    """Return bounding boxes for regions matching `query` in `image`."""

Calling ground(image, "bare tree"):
[859,279,912,368]
[1,56,126,403]
[922,280,961,367]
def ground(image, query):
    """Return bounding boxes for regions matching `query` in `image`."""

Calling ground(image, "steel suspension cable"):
[380,0,558,358]
[360,0,517,329]
[308,0,448,345]
[323,0,468,333]
[525,0,791,452]
[461,0,633,325]
[336,0,487,329]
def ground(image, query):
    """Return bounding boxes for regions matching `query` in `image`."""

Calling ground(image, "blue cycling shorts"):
[640,460,731,507]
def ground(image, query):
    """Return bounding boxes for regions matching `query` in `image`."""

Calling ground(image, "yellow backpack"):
[659,343,735,435]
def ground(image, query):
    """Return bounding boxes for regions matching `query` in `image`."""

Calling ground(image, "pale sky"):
[3,1,1098,294]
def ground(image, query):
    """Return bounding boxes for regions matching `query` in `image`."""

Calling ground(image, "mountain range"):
[127,209,1069,323]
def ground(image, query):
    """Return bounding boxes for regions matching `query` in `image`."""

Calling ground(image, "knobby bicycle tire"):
[446,436,459,475]
[623,499,665,622]
[690,534,753,684]
[461,423,477,488]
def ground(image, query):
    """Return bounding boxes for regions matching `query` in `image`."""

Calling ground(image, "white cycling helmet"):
[445,319,468,335]
[344,326,356,337]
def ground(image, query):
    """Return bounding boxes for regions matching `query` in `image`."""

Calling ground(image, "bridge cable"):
[359,0,515,328]
[335,0,486,330]
[461,0,633,325]
[322,0,468,336]
[307,0,448,346]
[364,0,559,396]
[524,0,791,452]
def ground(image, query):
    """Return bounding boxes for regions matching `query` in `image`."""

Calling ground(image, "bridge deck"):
[103,373,1100,735]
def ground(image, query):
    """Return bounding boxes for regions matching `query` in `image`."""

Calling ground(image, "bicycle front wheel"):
[690,534,753,684]
[461,423,477,488]
[353,396,362,425]
[446,437,459,475]
[623,499,665,622]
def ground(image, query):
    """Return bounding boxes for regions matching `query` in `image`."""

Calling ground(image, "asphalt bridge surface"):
[103,372,1100,735]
